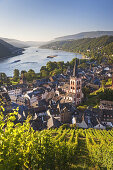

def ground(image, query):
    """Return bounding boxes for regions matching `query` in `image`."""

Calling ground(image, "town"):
[0,58,113,130]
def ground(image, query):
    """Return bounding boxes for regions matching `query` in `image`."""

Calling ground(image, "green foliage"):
[41,69,48,78]
[78,62,88,69]
[0,113,77,169]
[13,69,19,82]
[83,87,113,107]
[0,103,113,169]
[82,87,90,98]
[39,58,88,78]
[20,69,41,82]
[98,88,113,101]
[86,129,113,169]
[90,87,104,95]
[102,79,106,88]
[40,61,67,77]
[0,73,11,86]
[106,78,112,86]
[41,36,113,63]
[77,105,88,110]
[82,94,100,107]
[26,69,36,81]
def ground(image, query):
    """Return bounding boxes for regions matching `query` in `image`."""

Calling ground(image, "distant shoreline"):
[41,47,87,59]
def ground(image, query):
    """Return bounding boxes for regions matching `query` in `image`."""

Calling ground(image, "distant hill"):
[0,37,47,48]
[53,31,113,41]
[0,38,29,48]
[0,39,23,60]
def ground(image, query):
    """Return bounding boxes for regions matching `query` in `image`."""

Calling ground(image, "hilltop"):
[0,37,29,48]
[53,31,113,41]
[0,37,47,48]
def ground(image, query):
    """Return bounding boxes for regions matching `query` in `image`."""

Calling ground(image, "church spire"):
[73,59,78,77]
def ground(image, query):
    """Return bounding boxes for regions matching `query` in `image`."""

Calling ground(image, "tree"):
[82,87,90,99]
[50,68,61,76]
[41,70,48,78]
[57,61,64,70]
[98,88,113,101]
[21,70,27,75]
[78,63,87,69]
[26,69,36,82]
[0,73,9,85]
[40,66,47,72]
[46,61,57,72]
[13,69,19,82]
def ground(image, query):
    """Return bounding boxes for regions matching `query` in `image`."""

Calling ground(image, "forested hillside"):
[0,108,113,169]
[0,39,23,59]
[41,36,113,63]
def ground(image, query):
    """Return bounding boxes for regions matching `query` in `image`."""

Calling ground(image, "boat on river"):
[11,60,21,64]
[47,55,58,58]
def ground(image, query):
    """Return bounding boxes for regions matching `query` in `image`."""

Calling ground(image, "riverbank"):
[0,47,82,76]
[40,47,88,59]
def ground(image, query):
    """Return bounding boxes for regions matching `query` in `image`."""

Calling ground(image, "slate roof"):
[47,116,61,129]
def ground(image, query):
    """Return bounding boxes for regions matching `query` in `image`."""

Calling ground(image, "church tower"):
[70,60,82,105]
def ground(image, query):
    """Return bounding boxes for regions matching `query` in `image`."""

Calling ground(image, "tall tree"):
[13,69,19,82]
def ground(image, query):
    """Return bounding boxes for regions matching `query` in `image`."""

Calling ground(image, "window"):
[77,94,80,98]
[73,81,74,85]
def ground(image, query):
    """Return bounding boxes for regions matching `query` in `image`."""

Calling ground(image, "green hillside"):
[0,42,11,59]
[41,36,113,63]
[0,39,23,59]
[0,109,113,169]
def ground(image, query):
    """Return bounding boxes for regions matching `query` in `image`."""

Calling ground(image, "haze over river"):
[0,47,82,76]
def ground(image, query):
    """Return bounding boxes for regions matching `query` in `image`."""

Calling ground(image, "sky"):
[0,0,113,41]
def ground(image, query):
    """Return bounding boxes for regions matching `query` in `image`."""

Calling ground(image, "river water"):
[0,47,82,76]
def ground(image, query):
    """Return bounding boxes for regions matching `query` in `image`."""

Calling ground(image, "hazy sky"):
[0,0,113,41]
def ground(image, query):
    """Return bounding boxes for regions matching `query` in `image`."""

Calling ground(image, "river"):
[0,47,82,76]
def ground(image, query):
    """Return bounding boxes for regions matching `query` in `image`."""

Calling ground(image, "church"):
[62,60,83,105]
[70,60,83,105]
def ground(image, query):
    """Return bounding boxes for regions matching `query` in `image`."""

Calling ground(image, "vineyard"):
[0,110,113,169]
